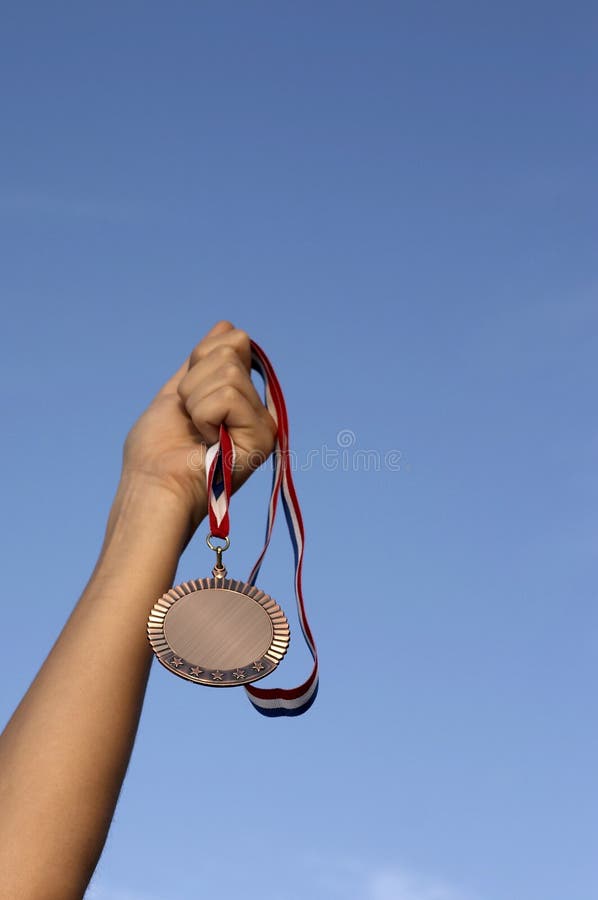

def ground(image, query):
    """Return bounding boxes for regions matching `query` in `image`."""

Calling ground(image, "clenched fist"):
[122,321,277,538]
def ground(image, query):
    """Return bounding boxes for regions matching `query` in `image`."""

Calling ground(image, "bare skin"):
[0,321,276,900]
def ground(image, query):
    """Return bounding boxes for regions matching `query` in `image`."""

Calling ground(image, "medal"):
[147,341,319,717]
[147,538,291,688]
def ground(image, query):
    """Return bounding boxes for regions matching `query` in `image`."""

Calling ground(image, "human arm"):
[0,321,275,899]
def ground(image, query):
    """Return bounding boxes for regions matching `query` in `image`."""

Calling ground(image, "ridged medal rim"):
[147,577,290,687]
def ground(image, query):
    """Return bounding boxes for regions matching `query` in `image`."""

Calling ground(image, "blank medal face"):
[148,578,290,686]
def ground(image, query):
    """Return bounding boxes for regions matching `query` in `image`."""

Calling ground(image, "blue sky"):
[1,2,597,899]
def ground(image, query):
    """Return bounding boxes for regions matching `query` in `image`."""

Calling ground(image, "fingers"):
[156,320,242,397]
[192,351,259,399]
[185,358,263,415]
[187,323,252,373]
[177,326,257,435]
[174,322,275,456]
[151,319,275,483]
[184,385,275,448]
[202,320,236,340]
[179,350,271,446]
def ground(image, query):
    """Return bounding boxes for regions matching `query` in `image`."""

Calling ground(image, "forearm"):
[0,473,195,900]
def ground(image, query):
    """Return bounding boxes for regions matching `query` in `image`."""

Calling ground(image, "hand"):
[121,321,277,536]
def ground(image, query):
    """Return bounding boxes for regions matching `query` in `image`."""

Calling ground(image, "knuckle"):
[221,361,243,383]
[214,344,238,363]
[188,344,203,367]
[229,329,251,362]
[221,384,241,405]
[233,328,250,349]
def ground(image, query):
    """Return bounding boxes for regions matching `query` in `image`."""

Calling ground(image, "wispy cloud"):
[368,865,473,900]
[87,859,477,900]
[302,853,476,900]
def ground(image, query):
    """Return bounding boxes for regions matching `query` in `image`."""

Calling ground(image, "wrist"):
[98,471,201,578]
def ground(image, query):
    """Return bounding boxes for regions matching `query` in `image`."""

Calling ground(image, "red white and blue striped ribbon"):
[205,426,235,540]
[205,340,319,717]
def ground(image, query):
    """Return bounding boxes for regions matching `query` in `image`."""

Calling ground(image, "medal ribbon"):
[205,426,234,540]
[205,340,319,717]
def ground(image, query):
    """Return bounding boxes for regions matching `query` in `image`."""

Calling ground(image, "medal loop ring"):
[206,534,230,552]
[206,533,230,574]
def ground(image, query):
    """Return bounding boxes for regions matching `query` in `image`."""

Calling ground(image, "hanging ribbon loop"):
[204,341,319,718]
